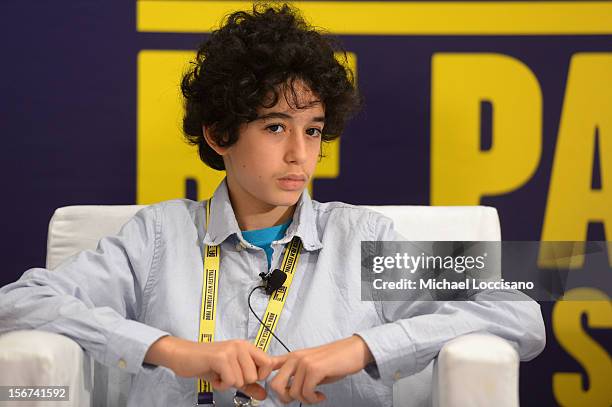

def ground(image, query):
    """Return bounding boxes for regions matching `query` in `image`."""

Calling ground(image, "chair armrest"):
[0,330,92,406]
[433,333,519,407]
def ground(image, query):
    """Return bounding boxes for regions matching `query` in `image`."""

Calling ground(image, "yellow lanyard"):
[197,199,303,396]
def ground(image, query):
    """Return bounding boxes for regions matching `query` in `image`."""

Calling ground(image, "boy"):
[0,3,545,406]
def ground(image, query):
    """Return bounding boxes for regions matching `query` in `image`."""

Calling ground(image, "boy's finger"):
[270,354,290,370]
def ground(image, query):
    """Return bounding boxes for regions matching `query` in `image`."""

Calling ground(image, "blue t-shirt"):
[241,220,291,267]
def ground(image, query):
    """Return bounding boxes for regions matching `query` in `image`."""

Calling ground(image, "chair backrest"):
[47,204,501,269]
[46,203,501,407]
[362,205,500,241]
[46,205,147,269]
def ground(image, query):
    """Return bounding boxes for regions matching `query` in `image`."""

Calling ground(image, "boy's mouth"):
[277,174,307,190]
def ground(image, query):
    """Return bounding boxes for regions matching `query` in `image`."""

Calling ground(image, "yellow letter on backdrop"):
[553,288,612,406]
[541,54,612,254]
[431,53,542,205]
[137,50,225,205]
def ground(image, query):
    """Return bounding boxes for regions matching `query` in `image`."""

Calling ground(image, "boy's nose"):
[285,132,308,164]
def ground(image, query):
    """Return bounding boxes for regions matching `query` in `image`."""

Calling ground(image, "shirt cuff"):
[355,323,417,386]
[105,319,170,374]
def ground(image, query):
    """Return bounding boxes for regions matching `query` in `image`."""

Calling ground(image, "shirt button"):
[393,370,401,381]
[118,359,127,369]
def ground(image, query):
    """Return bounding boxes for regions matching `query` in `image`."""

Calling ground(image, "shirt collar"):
[202,178,323,251]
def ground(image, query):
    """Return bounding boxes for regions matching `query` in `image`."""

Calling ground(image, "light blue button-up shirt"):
[0,179,545,406]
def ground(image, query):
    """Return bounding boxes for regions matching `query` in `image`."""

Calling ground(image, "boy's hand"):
[146,337,274,401]
[269,335,374,404]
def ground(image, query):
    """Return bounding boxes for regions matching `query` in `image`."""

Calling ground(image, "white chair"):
[0,204,518,407]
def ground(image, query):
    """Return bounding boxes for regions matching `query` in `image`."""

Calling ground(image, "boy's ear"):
[203,125,230,156]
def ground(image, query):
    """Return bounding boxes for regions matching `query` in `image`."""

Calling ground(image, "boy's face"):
[211,81,324,212]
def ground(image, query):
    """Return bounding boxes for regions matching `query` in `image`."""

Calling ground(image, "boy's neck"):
[235,205,295,231]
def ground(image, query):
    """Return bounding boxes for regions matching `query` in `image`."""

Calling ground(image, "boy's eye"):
[267,124,284,133]
[306,128,322,137]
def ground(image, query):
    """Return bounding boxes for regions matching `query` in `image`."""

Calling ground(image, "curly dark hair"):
[180,2,363,170]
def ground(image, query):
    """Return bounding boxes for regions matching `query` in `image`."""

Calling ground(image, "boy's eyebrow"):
[254,112,325,122]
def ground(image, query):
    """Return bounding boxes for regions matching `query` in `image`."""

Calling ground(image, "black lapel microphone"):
[258,269,287,295]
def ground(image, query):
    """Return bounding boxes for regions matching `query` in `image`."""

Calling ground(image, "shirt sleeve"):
[0,205,170,375]
[354,212,546,386]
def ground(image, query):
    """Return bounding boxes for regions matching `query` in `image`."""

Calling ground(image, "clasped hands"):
[156,335,374,405]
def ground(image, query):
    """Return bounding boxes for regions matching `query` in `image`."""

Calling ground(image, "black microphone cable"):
[247,285,292,353]
[245,284,303,407]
